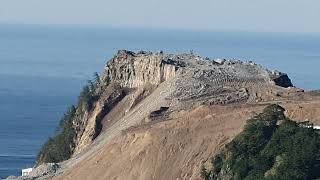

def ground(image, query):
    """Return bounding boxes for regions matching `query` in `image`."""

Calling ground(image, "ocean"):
[0,24,319,178]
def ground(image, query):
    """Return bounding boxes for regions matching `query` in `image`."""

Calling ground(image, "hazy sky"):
[1,0,319,33]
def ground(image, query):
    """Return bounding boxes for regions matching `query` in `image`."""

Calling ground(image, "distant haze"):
[1,0,319,33]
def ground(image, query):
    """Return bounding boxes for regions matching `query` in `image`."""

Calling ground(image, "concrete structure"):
[21,168,33,176]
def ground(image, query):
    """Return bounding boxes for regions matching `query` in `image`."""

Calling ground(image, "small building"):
[22,168,33,176]
[314,126,320,130]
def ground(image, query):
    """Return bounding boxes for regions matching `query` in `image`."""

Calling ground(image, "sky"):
[0,0,319,33]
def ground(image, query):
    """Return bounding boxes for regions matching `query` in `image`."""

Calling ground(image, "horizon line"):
[1,22,320,37]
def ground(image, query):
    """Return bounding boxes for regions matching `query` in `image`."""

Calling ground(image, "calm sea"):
[0,24,319,178]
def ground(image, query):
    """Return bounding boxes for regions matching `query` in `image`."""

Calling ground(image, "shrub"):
[37,106,76,163]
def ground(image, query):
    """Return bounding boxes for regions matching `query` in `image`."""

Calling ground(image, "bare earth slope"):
[17,50,320,180]
[55,100,320,180]
[55,105,264,180]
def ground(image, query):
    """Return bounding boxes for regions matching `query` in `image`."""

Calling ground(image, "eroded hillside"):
[16,50,320,180]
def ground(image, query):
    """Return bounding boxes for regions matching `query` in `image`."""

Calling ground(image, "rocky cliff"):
[18,50,320,180]
[102,50,181,88]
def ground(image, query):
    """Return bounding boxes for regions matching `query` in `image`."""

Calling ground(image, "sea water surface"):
[0,24,319,178]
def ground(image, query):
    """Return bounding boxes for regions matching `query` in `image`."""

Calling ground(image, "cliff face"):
[73,85,126,155]
[31,50,313,180]
[72,50,184,154]
[101,50,181,88]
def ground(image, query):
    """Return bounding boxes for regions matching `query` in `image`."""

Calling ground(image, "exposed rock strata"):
[101,50,182,88]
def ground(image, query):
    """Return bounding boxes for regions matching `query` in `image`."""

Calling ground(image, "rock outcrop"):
[101,50,182,88]
[71,50,295,155]
[269,70,293,87]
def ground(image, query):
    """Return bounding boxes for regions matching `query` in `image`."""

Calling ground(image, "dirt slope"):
[54,97,320,180]
[54,105,264,180]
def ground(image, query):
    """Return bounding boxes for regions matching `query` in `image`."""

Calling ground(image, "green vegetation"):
[37,73,101,164]
[37,106,76,163]
[79,83,99,111]
[202,104,320,180]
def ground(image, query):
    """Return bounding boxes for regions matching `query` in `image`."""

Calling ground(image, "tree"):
[204,105,320,180]
[37,105,77,164]
[93,72,100,85]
